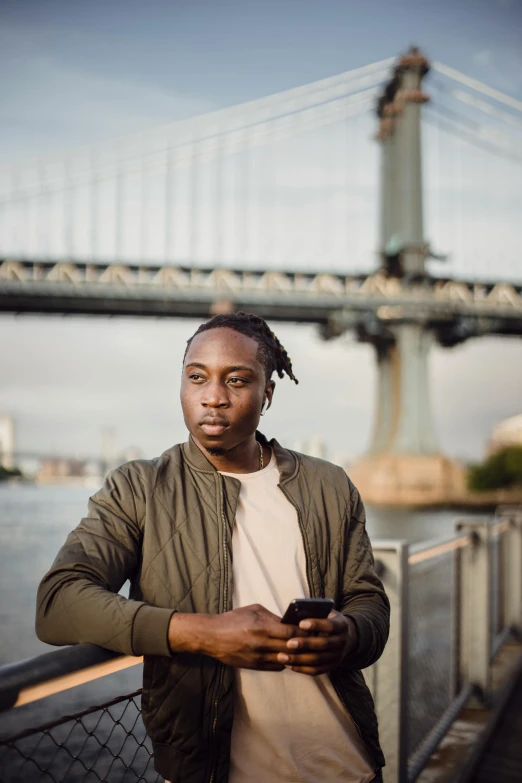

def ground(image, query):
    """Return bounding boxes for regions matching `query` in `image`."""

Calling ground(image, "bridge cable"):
[423,107,522,165]
[0,91,379,206]
[0,59,392,177]
[433,62,522,113]
[430,79,522,132]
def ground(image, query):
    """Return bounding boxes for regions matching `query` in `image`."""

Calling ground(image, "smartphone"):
[280,598,334,625]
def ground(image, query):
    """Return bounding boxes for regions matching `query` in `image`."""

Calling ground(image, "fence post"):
[369,541,409,783]
[503,509,522,636]
[456,519,491,707]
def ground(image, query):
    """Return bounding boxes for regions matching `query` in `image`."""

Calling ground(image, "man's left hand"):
[277,610,357,676]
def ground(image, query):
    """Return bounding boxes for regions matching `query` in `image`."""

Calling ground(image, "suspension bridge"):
[1,47,522,783]
[1,46,521,501]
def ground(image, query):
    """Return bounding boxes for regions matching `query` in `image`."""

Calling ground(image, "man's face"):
[181,327,274,453]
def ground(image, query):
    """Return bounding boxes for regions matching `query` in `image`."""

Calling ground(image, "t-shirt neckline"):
[218,449,276,480]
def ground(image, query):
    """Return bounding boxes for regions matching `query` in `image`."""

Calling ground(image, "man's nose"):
[201,381,229,408]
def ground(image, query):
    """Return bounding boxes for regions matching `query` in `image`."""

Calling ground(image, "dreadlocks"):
[185,312,298,384]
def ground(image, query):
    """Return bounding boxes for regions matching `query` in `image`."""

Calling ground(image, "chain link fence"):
[407,550,456,757]
[0,689,162,783]
[490,527,507,649]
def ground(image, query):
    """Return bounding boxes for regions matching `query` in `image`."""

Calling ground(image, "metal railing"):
[367,507,522,783]
[0,646,154,782]
[0,508,521,783]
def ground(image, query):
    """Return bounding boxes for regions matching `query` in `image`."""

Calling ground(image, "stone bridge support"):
[370,323,437,454]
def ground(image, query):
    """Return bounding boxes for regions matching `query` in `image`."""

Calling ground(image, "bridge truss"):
[2,259,521,344]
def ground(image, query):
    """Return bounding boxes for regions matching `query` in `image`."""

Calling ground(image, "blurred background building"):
[488,413,522,456]
[0,415,14,470]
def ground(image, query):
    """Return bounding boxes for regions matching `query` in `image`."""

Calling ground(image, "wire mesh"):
[490,532,500,645]
[407,550,456,758]
[0,689,162,783]
[490,529,507,654]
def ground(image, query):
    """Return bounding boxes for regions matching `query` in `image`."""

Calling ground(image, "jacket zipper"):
[208,477,230,783]
[278,482,378,773]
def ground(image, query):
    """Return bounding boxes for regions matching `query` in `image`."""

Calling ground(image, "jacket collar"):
[182,431,299,484]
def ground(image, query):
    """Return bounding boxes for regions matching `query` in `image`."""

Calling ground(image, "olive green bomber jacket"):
[36,434,390,782]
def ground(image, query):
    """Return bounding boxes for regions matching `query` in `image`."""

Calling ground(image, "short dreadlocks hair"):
[184,312,298,384]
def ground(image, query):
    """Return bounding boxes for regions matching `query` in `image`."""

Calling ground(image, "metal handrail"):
[0,643,141,712]
[408,534,471,565]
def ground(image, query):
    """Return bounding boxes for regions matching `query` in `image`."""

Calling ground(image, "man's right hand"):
[168,604,303,671]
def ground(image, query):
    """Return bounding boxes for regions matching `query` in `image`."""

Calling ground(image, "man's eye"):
[229,377,246,385]
[189,373,203,381]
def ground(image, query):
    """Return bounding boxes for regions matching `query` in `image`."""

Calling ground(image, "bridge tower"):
[349,48,465,504]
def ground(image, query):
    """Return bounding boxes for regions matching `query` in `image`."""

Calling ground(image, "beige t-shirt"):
[220,452,375,783]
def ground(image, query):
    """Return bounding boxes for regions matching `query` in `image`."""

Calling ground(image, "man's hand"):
[168,604,304,671]
[276,610,358,676]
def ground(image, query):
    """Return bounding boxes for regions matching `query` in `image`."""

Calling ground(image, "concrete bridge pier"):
[351,323,466,506]
[370,323,437,455]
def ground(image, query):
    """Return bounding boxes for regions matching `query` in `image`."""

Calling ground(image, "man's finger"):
[276,651,339,667]
[286,634,345,652]
[254,638,302,654]
[298,614,345,635]
[266,621,303,640]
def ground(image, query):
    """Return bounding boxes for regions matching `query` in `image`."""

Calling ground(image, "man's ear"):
[265,380,275,410]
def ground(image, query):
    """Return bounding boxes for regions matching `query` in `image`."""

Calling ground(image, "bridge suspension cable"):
[422,89,521,282]
[0,54,396,273]
[431,81,522,132]
[0,53,519,284]
[424,103,522,163]
[432,61,522,113]
[0,57,392,178]
[0,89,377,205]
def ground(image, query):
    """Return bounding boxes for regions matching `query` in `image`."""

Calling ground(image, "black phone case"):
[281,598,334,624]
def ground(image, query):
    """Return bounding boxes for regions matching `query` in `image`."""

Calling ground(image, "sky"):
[1,0,521,464]
[1,0,521,160]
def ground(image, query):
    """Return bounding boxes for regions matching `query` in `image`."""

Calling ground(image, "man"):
[36,312,390,783]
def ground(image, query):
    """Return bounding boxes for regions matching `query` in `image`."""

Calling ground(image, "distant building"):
[488,414,522,455]
[0,415,15,469]
[36,458,87,484]
[121,446,142,463]
[293,438,326,459]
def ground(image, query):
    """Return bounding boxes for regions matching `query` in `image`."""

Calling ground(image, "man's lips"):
[199,418,229,436]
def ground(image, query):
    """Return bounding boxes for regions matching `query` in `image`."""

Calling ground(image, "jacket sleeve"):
[35,467,174,658]
[339,482,390,670]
